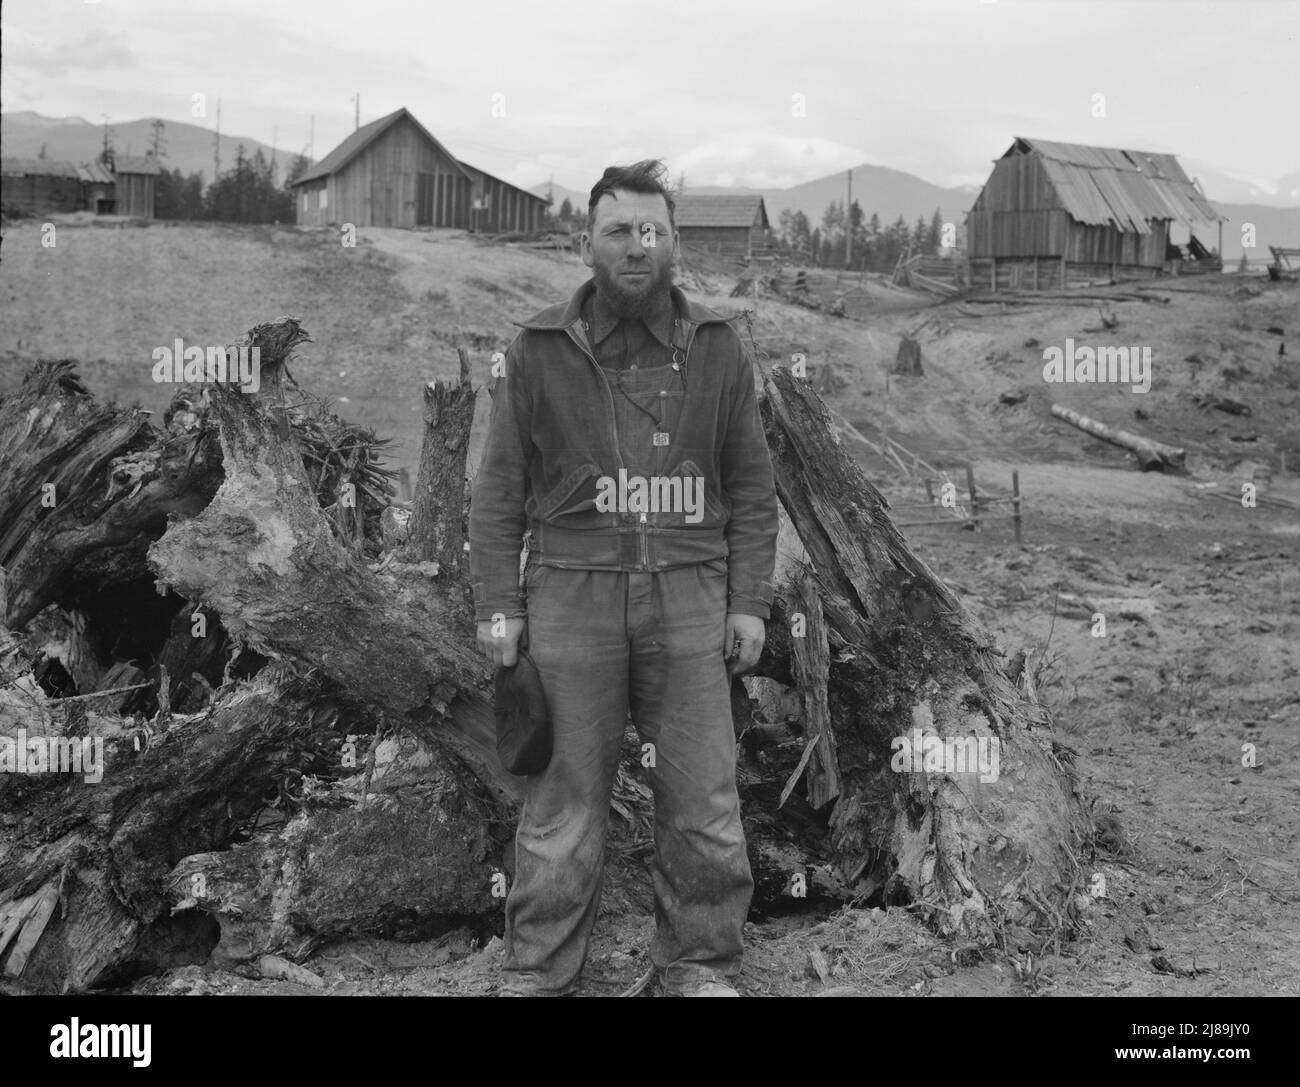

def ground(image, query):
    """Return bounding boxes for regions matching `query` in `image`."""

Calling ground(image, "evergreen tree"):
[927,207,944,253]
[205,144,294,223]
[283,152,312,188]
[790,210,812,254]
[912,215,928,252]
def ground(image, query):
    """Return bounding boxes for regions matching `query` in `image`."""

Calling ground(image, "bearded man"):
[469,160,778,997]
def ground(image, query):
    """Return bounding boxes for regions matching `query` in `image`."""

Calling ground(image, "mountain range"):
[2,111,289,185]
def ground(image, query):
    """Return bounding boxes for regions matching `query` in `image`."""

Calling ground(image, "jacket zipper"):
[564,318,702,572]
[565,323,647,568]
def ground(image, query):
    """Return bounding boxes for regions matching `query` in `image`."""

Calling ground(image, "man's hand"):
[725,613,766,677]
[477,615,527,668]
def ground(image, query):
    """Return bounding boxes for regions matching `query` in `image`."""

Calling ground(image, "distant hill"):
[1212,203,1300,261]
[1,110,292,185]
[530,164,975,234]
[753,164,975,234]
[1182,159,1300,208]
[527,180,588,214]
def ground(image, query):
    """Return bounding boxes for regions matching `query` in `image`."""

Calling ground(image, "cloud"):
[1,21,136,79]
[673,136,867,190]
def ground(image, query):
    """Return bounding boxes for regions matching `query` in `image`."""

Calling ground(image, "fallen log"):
[1050,403,1186,471]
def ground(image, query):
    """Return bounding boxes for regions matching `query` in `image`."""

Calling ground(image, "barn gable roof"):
[673,194,769,229]
[292,107,472,186]
[1005,136,1222,232]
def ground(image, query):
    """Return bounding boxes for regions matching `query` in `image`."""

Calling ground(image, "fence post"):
[965,464,979,529]
[1012,469,1022,545]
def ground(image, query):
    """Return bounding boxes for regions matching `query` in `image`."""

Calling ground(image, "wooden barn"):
[966,137,1224,290]
[291,107,546,232]
[111,154,161,219]
[674,194,771,261]
[0,159,114,216]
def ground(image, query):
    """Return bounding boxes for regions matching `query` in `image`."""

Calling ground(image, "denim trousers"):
[503,560,754,993]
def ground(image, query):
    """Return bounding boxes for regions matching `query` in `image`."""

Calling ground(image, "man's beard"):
[591,259,674,318]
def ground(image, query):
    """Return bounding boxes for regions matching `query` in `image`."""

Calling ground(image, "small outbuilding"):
[673,194,771,262]
[965,137,1224,290]
[1,159,114,216]
[111,154,161,219]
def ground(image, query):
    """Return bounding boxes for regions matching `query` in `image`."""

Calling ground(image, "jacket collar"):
[516,278,731,341]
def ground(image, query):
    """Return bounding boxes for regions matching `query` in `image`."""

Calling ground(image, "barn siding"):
[679,225,753,260]
[115,173,156,218]
[1,173,82,215]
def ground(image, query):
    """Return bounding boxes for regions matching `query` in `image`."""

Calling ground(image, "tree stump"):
[759,366,1090,943]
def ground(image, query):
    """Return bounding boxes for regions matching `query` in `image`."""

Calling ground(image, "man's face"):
[581,189,680,317]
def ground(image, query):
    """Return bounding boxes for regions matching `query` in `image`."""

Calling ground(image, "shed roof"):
[292,107,472,186]
[457,160,550,205]
[1008,137,1222,232]
[673,194,768,229]
[1,159,115,183]
[113,154,162,175]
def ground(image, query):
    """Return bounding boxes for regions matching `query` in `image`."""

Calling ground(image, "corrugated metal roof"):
[1,159,115,183]
[1010,137,1222,229]
[673,194,768,229]
[80,162,115,184]
[113,155,161,175]
[292,107,472,186]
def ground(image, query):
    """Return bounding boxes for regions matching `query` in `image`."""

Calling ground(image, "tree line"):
[776,202,962,271]
[153,145,312,224]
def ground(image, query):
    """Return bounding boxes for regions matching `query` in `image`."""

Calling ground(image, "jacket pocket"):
[536,463,600,519]
[522,557,551,592]
[674,459,728,521]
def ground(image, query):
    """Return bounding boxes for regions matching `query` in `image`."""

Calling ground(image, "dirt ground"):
[2,217,1297,996]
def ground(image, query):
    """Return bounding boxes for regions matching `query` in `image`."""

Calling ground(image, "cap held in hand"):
[493,650,552,776]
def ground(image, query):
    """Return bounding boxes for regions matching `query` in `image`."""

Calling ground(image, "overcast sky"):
[3,0,1297,193]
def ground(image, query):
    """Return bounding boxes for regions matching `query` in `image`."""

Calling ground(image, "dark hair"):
[586,159,677,233]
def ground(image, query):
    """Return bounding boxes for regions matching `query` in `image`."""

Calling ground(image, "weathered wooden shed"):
[966,137,1224,290]
[0,159,114,216]
[290,107,545,232]
[111,154,161,219]
[674,194,771,261]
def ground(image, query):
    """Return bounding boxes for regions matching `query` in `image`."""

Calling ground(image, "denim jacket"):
[468,278,778,622]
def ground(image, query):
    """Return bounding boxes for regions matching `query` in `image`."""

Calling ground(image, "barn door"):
[371,183,394,227]
[417,174,434,226]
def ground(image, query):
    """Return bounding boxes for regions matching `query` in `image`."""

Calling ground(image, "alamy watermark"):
[890,728,1000,783]
[0,729,104,783]
[152,338,261,393]
[1042,338,1150,393]
[594,469,705,524]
